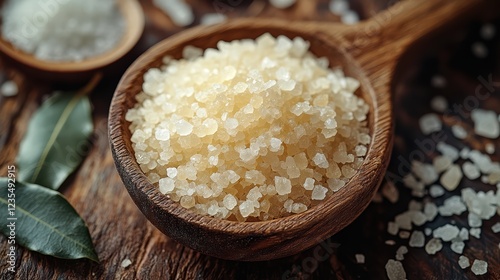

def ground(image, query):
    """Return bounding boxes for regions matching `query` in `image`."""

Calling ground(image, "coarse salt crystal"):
[385,260,406,280]
[451,125,467,140]
[121,258,132,268]
[440,165,462,191]
[430,95,448,112]
[311,185,328,200]
[0,80,18,97]
[471,260,488,275]
[409,231,425,248]
[425,238,442,255]
[419,113,442,135]
[355,254,365,264]
[458,256,470,269]
[471,109,499,139]
[433,224,459,241]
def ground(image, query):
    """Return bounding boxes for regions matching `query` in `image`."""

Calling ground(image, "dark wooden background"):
[1,0,499,279]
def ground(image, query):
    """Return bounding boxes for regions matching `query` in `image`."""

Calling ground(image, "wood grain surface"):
[1,0,499,279]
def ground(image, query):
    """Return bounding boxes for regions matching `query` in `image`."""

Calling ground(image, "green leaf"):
[0,178,99,262]
[16,91,93,190]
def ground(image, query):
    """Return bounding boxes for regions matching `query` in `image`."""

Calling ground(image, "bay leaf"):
[0,178,99,262]
[16,91,93,190]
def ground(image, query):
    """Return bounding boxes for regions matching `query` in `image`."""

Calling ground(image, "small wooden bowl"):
[0,0,144,83]
[109,1,482,261]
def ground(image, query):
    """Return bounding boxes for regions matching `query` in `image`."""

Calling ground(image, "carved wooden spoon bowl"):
[109,0,482,261]
[0,0,144,83]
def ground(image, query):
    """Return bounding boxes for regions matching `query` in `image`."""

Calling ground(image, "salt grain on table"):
[120,259,132,268]
[355,254,365,264]
[458,256,470,269]
[471,109,500,139]
[395,246,408,261]
[433,156,452,173]
[485,143,495,154]
[451,125,467,139]
[385,260,406,280]
[431,75,447,88]
[382,181,399,203]
[492,222,500,233]
[399,231,410,239]
[468,213,482,227]
[440,165,463,191]
[462,162,480,180]
[459,228,469,241]
[433,224,459,241]
[424,202,438,222]
[409,231,425,248]
[471,42,489,58]
[429,185,445,197]
[437,142,459,161]
[425,238,442,255]
[0,80,18,97]
[387,221,399,235]
[470,228,481,239]
[419,113,442,135]
[471,260,488,275]
[451,241,465,254]
[480,23,496,40]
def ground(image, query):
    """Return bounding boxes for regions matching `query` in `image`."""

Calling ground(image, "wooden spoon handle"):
[344,0,484,67]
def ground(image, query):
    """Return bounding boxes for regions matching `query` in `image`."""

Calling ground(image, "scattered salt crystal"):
[468,213,482,227]
[431,75,448,88]
[395,212,413,230]
[451,125,467,140]
[460,147,470,159]
[433,224,459,241]
[469,228,481,238]
[471,42,488,58]
[424,228,432,236]
[438,143,460,162]
[329,0,349,15]
[387,222,399,235]
[0,80,18,97]
[395,246,408,261]
[439,196,466,216]
[451,241,465,254]
[200,13,227,25]
[385,240,396,245]
[355,254,365,264]
[480,23,496,40]
[462,162,480,180]
[412,161,438,185]
[471,109,499,139]
[121,258,132,268]
[425,238,442,255]
[485,143,495,154]
[411,211,427,226]
[153,0,194,27]
[270,0,296,9]
[429,185,445,198]
[471,260,488,275]
[433,156,452,173]
[341,10,359,25]
[399,231,410,239]
[458,228,469,241]
[430,95,448,112]
[492,222,500,233]
[385,259,406,280]
[419,113,442,135]
[424,203,438,221]
[440,165,462,191]
[409,231,425,248]
[458,256,470,269]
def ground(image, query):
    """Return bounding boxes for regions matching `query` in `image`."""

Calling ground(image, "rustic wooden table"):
[1,0,499,279]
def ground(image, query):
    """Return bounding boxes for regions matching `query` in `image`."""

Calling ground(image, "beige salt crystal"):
[440,165,462,191]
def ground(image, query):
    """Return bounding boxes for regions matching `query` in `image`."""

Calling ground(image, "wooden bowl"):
[0,0,144,83]
[109,1,482,261]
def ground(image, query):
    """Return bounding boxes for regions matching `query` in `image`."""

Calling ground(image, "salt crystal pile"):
[1,0,125,62]
[127,34,370,221]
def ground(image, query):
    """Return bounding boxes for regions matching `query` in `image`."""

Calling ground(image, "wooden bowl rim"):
[0,0,144,73]
[109,19,392,236]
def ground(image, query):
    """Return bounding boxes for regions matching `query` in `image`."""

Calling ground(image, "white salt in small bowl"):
[0,0,144,83]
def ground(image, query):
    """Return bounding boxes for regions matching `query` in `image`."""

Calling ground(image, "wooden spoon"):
[0,0,144,83]
[109,0,484,261]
